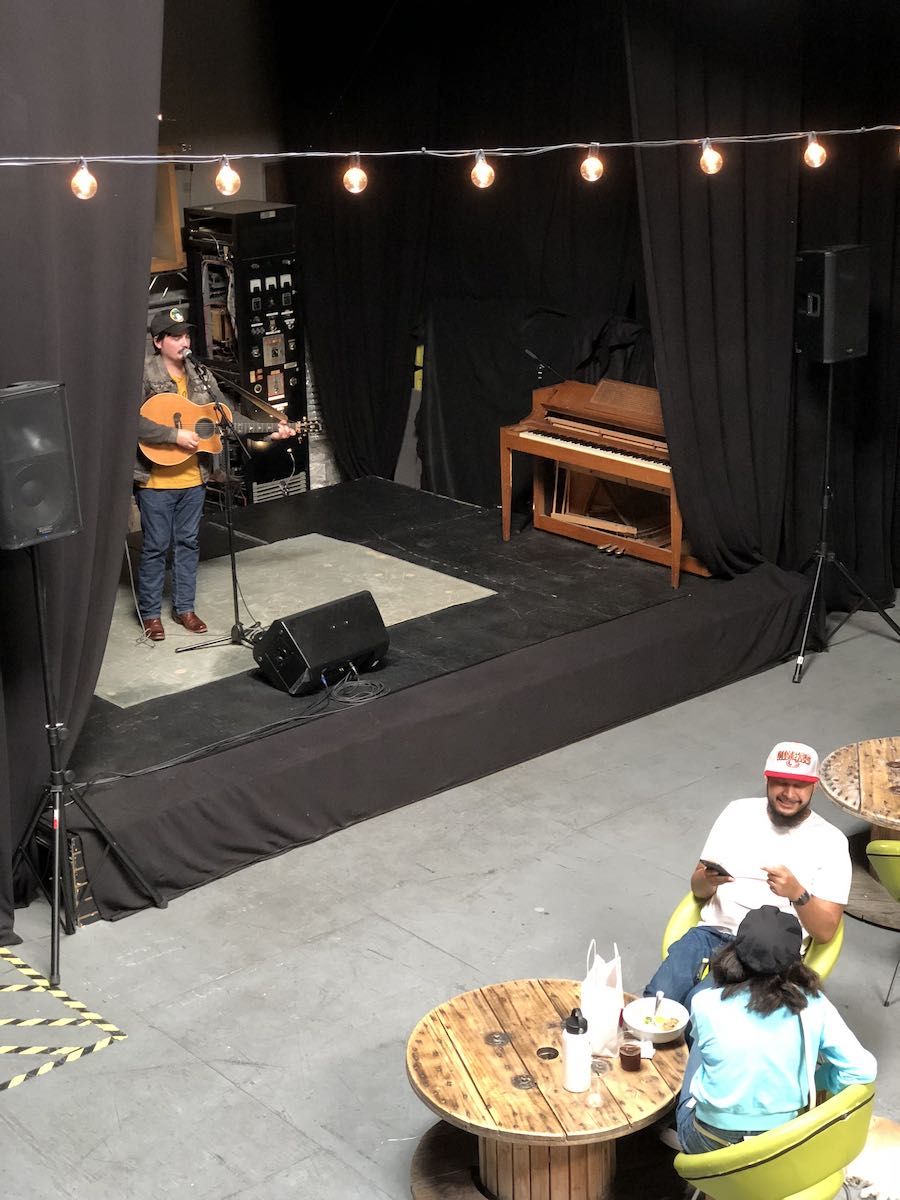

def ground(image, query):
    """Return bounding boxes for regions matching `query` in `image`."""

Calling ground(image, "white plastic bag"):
[580,939,623,1056]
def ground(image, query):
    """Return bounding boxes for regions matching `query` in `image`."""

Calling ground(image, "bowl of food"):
[622,996,689,1044]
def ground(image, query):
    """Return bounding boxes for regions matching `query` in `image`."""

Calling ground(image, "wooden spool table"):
[819,737,900,929]
[406,979,686,1200]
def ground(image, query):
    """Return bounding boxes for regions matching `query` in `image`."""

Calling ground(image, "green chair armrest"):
[662,892,704,959]
[673,1083,875,1200]
[803,915,844,982]
[661,894,844,982]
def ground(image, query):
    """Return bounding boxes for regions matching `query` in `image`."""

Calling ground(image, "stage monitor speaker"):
[253,590,389,696]
[0,381,83,550]
[795,244,869,363]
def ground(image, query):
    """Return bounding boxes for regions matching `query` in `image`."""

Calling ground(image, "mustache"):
[767,797,810,827]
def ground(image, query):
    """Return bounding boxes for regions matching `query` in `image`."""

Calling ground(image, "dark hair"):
[710,942,822,1016]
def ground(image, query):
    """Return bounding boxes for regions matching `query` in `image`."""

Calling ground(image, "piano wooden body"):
[499,378,709,588]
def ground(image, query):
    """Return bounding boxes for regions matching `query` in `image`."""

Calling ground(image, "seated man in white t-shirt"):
[643,740,851,1011]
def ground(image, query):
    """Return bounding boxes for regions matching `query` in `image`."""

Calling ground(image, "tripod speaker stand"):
[792,361,900,683]
[13,545,167,984]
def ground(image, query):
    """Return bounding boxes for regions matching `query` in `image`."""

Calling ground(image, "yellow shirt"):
[142,370,203,489]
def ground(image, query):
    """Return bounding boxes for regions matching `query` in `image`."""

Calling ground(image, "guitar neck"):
[234,421,282,434]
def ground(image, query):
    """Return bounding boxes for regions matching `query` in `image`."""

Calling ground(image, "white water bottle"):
[563,1007,591,1092]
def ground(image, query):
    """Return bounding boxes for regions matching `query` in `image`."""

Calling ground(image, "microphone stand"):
[13,545,167,983]
[175,357,260,653]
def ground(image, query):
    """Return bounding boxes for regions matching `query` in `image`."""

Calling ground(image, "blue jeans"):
[136,485,205,618]
[643,926,734,1012]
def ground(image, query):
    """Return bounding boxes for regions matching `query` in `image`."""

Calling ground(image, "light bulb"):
[803,133,826,169]
[699,138,724,175]
[215,156,241,196]
[70,158,98,200]
[342,153,368,194]
[470,151,495,189]
[580,143,604,182]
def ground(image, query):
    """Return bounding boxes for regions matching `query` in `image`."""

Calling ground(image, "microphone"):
[182,348,210,379]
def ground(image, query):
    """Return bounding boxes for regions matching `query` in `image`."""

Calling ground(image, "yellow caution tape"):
[0,945,126,1092]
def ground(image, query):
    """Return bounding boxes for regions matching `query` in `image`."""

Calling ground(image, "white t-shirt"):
[699,797,851,933]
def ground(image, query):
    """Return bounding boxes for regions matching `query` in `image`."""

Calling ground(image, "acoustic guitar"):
[139,393,317,467]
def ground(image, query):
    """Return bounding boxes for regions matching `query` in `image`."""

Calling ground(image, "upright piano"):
[499,377,709,588]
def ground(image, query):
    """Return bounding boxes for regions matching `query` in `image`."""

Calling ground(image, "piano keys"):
[499,377,709,588]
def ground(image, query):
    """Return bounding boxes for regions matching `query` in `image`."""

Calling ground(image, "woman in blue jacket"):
[676,904,876,1154]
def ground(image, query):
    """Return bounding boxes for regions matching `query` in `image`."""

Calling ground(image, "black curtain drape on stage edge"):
[418,3,642,507]
[276,1,443,483]
[787,2,900,607]
[0,1,164,939]
[623,0,804,578]
[278,1,900,596]
[276,2,643,507]
[287,155,434,482]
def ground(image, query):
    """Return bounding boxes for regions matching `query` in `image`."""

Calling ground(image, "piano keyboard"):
[517,430,672,476]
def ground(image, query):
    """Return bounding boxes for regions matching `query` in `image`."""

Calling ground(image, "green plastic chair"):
[673,1082,875,1200]
[661,893,844,981]
[865,839,900,1005]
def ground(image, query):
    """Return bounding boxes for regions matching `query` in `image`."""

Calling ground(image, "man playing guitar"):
[134,306,293,641]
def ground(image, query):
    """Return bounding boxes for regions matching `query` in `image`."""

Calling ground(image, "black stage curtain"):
[788,2,900,607]
[277,0,900,596]
[623,0,804,578]
[0,2,164,939]
[286,155,434,482]
[276,2,642,506]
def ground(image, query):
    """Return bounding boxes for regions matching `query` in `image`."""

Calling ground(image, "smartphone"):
[700,858,732,878]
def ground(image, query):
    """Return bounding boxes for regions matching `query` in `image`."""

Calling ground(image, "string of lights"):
[1,123,897,199]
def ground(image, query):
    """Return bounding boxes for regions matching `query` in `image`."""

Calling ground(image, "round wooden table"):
[819,737,900,929]
[406,979,687,1200]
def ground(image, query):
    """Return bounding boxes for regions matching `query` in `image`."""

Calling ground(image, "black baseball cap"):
[150,306,193,339]
[734,905,803,975]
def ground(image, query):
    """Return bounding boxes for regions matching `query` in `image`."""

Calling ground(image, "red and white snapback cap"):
[764,741,819,783]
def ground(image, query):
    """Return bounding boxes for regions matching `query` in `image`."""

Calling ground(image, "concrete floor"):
[3,608,899,1199]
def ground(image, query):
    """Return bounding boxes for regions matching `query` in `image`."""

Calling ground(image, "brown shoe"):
[173,611,208,634]
[142,617,165,641]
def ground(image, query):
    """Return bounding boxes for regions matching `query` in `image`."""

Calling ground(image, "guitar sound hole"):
[195,418,216,438]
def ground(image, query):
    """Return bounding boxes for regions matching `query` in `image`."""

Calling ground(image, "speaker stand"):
[176,384,259,654]
[792,362,900,683]
[12,546,167,984]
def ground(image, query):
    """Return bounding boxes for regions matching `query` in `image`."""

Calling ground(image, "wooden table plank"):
[539,978,581,1020]
[820,738,900,830]
[407,1011,495,1133]
[481,980,624,1139]
[651,1038,689,1095]
[602,1057,676,1129]
[859,737,900,829]
[439,986,565,1139]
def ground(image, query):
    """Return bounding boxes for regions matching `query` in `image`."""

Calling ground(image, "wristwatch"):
[792,889,811,907]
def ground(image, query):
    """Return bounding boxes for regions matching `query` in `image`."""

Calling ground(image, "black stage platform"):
[68,477,810,921]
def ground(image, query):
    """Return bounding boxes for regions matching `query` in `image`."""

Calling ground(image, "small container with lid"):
[562,1007,591,1092]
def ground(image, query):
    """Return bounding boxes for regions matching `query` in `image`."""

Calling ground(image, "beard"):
[767,796,811,828]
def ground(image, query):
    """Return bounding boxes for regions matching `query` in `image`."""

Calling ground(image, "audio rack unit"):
[183,199,309,501]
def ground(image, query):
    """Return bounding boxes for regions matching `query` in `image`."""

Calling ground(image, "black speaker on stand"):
[791,247,900,682]
[253,590,389,695]
[0,381,83,548]
[2,382,166,983]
